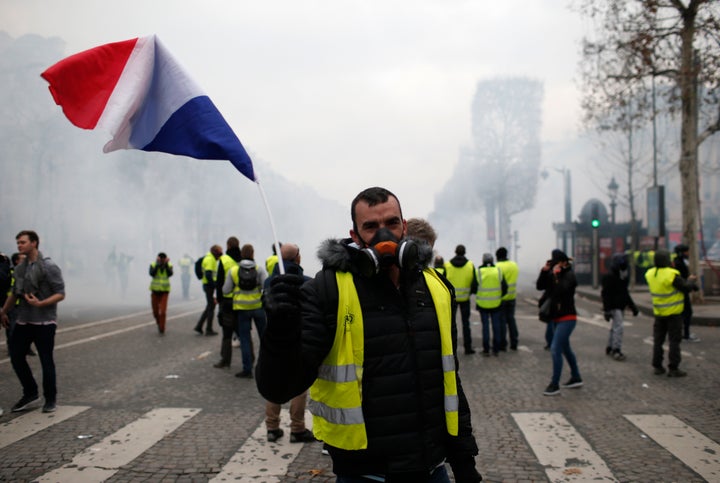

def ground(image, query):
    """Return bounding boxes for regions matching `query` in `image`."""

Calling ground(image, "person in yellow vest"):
[194,245,222,336]
[257,187,481,483]
[495,247,519,351]
[476,253,507,356]
[149,252,173,334]
[444,244,479,355]
[645,250,698,377]
[223,244,267,379]
[178,253,193,300]
[265,243,280,277]
[213,237,241,369]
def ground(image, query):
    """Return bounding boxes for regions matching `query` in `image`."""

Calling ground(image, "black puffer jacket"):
[536,264,577,320]
[256,238,479,481]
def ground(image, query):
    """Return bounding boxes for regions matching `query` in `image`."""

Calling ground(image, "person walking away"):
[178,253,193,300]
[495,247,519,350]
[444,244,479,355]
[600,253,639,361]
[265,243,280,277]
[149,252,173,334]
[4,252,35,357]
[476,253,507,356]
[536,249,582,396]
[673,244,700,342]
[195,245,222,335]
[224,243,267,378]
[213,237,241,368]
[645,249,698,377]
[257,187,481,482]
[0,230,65,413]
[262,243,316,443]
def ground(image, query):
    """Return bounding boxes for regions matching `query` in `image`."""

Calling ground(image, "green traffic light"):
[591,219,600,228]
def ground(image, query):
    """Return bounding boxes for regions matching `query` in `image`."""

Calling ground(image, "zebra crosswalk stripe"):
[625,414,720,482]
[210,409,314,482]
[512,412,618,482]
[35,407,200,483]
[0,405,90,450]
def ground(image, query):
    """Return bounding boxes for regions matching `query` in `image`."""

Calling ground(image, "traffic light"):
[591,203,600,229]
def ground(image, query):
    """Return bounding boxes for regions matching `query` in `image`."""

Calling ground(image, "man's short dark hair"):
[496,247,508,260]
[16,230,39,247]
[351,187,403,232]
[455,244,466,256]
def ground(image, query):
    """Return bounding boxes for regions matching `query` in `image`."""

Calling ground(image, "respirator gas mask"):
[357,227,419,278]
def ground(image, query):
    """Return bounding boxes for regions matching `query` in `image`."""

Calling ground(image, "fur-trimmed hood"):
[316,237,434,273]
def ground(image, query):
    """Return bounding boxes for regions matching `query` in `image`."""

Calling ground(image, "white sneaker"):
[685,333,700,342]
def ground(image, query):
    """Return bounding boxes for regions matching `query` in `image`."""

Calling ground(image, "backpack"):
[194,256,205,280]
[238,264,258,290]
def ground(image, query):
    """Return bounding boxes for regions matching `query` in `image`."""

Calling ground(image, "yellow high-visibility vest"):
[443,260,475,302]
[149,262,172,292]
[229,265,262,310]
[309,269,458,450]
[201,252,218,285]
[475,266,502,310]
[496,260,518,301]
[218,254,239,299]
[645,267,684,316]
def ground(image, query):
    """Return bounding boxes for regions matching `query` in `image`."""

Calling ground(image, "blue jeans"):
[544,321,554,347]
[500,299,518,349]
[10,323,57,401]
[235,308,267,373]
[479,309,502,353]
[550,320,580,386]
[336,464,450,482]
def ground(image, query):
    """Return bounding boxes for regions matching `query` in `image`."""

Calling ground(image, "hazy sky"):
[2,0,585,218]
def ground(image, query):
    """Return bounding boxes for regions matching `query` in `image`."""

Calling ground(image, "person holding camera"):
[256,187,481,483]
[149,252,173,334]
[536,249,583,396]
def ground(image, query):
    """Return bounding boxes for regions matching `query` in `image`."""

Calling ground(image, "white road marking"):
[210,409,315,482]
[512,412,618,482]
[36,407,200,482]
[625,414,720,482]
[0,309,200,365]
[0,405,90,450]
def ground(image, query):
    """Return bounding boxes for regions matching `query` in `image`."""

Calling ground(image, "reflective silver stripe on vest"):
[308,399,365,425]
[317,363,357,383]
[655,300,684,309]
[442,354,456,372]
[649,290,680,298]
[455,287,471,298]
[234,298,261,307]
[445,394,459,412]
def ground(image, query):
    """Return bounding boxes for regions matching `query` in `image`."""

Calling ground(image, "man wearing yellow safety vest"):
[224,244,267,379]
[476,253,507,356]
[194,245,222,336]
[644,250,698,377]
[213,237,241,369]
[495,247,519,351]
[444,245,479,355]
[149,252,173,334]
[257,187,481,483]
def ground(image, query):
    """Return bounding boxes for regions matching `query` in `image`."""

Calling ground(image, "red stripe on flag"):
[41,38,139,129]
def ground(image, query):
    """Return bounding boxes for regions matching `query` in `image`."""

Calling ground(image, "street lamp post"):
[608,176,619,225]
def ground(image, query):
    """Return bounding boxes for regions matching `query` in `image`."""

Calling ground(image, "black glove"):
[630,304,639,317]
[450,457,482,483]
[263,274,305,317]
[603,311,612,322]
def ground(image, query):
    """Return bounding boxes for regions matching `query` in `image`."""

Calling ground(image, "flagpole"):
[255,179,285,275]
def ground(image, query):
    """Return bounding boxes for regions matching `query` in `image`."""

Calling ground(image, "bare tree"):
[577,0,720,290]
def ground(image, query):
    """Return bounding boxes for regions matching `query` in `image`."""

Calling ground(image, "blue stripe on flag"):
[139,96,255,181]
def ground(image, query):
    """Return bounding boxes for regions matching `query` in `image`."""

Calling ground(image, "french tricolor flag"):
[41,35,255,181]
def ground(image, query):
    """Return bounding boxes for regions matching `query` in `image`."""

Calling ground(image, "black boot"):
[214,338,232,368]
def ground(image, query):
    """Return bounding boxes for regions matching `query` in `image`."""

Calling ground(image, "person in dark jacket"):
[443,245,479,354]
[213,236,242,369]
[600,253,639,361]
[256,187,481,483]
[673,244,700,342]
[536,249,583,396]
